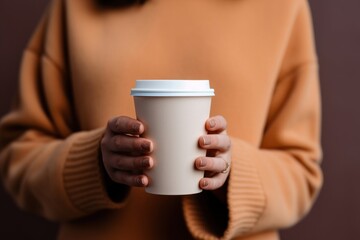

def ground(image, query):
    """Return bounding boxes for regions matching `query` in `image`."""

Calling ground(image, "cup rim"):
[131,80,215,97]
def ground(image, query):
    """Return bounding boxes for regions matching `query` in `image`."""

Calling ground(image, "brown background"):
[1,0,359,239]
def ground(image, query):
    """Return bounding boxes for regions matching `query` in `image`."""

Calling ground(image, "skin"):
[101,115,231,191]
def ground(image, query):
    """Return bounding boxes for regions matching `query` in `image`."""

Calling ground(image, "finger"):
[195,157,227,173]
[206,115,227,133]
[199,174,227,190]
[108,116,144,135]
[108,155,154,171]
[199,134,231,152]
[110,170,149,187]
[108,134,153,154]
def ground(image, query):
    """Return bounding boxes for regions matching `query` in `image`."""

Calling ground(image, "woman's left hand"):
[196,115,231,190]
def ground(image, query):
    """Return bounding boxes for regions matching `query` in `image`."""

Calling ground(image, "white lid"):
[131,80,215,97]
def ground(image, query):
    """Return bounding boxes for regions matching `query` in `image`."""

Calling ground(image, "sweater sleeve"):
[183,1,323,239]
[0,0,128,221]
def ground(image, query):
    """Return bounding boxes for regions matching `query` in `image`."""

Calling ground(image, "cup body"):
[131,80,214,195]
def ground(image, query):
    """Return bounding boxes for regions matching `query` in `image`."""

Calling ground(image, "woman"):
[0,0,323,239]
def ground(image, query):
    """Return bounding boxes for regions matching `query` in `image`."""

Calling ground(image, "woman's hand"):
[196,115,232,190]
[101,116,154,187]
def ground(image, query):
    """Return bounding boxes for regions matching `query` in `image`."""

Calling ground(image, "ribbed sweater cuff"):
[63,128,126,214]
[183,138,266,240]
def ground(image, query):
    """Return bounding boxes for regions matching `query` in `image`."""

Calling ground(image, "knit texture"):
[0,0,322,239]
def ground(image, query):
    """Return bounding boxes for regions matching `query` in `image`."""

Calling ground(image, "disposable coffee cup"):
[131,80,215,195]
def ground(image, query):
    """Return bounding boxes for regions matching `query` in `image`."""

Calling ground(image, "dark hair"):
[97,0,147,8]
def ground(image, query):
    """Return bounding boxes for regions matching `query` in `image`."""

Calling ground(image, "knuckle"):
[225,136,232,150]
[213,178,222,189]
[217,115,227,130]
[113,135,121,148]
[114,117,122,131]
[108,117,120,132]
[220,135,231,151]
[107,118,113,129]
[115,171,128,185]
[222,121,228,130]
[104,155,113,167]
[220,115,227,125]
[114,156,124,169]
[118,175,128,185]
[100,137,107,149]
[108,169,119,182]
[102,160,111,173]
[216,157,224,170]
[222,157,228,168]
[223,144,230,152]
[102,154,112,168]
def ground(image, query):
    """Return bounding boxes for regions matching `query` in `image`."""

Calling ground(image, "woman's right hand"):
[101,116,154,187]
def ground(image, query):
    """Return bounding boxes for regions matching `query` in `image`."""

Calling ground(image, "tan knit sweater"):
[0,0,322,239]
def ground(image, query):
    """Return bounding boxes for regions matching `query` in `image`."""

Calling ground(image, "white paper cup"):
[131,80,214,195]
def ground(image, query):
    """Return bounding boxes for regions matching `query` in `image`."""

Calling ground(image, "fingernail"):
[199,158,206,167]
[137,177,144,185]
[141,177,147,185]
[132,123,141,133]
[209,119,216,128]
[142,157,151,168]
[202,136,211,145]
[202,180,209,188]
[141,141,151,151]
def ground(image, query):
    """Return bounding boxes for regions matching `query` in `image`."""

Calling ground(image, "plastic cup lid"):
[131,80,215,97]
